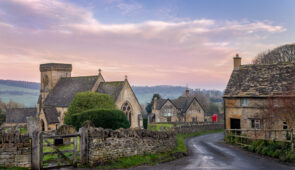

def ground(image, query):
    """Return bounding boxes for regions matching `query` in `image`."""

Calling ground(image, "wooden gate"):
[39,132,79,169]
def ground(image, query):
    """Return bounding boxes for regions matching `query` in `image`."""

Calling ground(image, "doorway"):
[230,118,240,129]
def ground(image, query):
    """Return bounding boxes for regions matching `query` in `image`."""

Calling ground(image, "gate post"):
[31,130,41,170]
[79,127,89,165]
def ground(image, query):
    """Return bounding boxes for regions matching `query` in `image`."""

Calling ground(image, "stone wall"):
[172,123,224,134]
[87,127,176,166]
[0,129,31,168]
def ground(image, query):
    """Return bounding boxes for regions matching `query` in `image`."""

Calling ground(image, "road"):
[131,132,295,170]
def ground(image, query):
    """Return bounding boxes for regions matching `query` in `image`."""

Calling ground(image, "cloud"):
[0,0,287,90]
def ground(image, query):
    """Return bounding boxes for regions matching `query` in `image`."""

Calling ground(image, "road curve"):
[130,132,295,170]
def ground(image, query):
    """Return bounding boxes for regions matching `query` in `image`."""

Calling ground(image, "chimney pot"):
[185,88,189,97]
[233,53,242,70]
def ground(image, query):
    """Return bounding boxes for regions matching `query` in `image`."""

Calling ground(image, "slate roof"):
[43,107,60,124]
[44,76,98,107]
[6,108,37,123]
[156,96,205,113]
[96,81,125,101]
[224,63,295,97]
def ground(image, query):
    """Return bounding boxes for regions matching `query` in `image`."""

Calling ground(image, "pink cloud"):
[0,0,286,90]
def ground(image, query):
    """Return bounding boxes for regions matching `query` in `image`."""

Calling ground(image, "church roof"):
[96,81,125,101]
[224,62,295,97]
[6,108,37,124]
[44,76,98,107]
[43,107,60,124]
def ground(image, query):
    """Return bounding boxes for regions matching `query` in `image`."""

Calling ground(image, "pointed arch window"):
[122,102,133,126]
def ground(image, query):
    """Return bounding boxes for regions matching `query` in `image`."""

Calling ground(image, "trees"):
[257,97,295,130]
[253,44,295,64]
[64,92,116,126]
[145,93,161,114]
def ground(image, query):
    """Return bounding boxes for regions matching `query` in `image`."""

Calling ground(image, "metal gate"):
[39,132,79,169]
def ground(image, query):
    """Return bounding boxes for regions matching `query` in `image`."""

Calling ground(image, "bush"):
[0,113,5,126]
[64,92,116,125]
[143,118,148,129]
[71,109,130,130]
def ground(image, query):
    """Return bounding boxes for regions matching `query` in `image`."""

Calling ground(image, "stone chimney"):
[98,68,102,75]
[124,75,128,82]
[233,53,241,70]
[153,97,158,110]
[185,88,189,97]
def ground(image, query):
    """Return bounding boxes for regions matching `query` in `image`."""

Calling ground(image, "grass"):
[147,123,174,131]
[97,129,224,169]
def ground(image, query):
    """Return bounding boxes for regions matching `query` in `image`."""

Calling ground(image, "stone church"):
[151,89,205,123]
[5,63,143,131]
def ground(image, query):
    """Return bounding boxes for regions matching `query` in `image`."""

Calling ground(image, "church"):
[5,63,143,131]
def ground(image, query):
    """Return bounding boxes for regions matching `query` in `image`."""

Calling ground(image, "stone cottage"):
[2,108,37,128]
[224,54,295,130]
[5,63,143,131]
[151,89,205,123]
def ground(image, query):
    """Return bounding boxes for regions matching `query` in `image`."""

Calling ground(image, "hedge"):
[70,109,130,130]
[64,92,116,125]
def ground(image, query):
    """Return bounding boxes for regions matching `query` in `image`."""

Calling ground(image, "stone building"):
[5,63,143,131]
[2,108,37,127]
[224,54,295,130]
[151,89,205,123]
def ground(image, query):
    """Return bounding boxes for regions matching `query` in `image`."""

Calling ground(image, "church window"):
[121,102,133,126]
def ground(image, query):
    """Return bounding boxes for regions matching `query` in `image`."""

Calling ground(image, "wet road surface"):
[131,132,295,170]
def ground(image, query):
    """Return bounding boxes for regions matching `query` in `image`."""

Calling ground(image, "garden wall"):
[0,130,31,168]
[87,127,176,166]
[173,123,224,134]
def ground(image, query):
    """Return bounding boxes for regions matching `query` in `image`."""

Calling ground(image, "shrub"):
[143,118,148,129]
[71,109,130,130]
[64,92,116,125]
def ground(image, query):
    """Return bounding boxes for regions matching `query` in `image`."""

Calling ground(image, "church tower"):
[39,63,72,103]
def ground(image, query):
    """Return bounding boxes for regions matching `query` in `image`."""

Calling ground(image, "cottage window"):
[250,119,261,129]
[192,117,197,122]
[283,122,288,130]
[241,98,249,107]
[167,117,171,122]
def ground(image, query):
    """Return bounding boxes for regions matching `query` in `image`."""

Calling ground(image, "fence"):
[225,129,294,151]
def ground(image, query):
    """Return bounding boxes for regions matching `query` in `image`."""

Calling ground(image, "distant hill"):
[0,80,223,107]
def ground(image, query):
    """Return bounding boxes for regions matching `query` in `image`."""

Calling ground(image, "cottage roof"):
[156,96,205,113]
[224,63,295,97]
[96,81,125,101]
[6,108,37,123]
[44,76,98,107]
[43,107,60,124]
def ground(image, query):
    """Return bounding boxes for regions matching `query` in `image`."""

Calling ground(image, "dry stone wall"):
[0,129,31,168]
[88,127,176,166]
[173,123,224,134]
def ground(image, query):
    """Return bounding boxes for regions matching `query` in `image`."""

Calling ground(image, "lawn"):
[147,123,174,131]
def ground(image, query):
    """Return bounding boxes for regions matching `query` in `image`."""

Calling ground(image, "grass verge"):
[97,129,224,169]
[147,123,174,131]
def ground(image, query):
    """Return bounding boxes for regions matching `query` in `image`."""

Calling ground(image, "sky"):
[0,0,294,90]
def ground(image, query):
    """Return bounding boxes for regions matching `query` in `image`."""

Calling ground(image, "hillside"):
[0,80,223,107]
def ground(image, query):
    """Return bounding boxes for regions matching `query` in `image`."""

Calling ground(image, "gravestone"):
[55,125,76,145]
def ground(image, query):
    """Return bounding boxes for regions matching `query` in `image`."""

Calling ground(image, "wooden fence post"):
[31,130,41,170]
[79,127,89,165]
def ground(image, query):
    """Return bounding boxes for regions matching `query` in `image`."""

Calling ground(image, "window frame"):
[241,98,249,107]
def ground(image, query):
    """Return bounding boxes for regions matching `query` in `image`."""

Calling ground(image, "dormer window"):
[241,98,249,107]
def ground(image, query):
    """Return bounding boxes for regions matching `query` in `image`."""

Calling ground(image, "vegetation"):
[226,134,295,163]
[147,123,174,131]
[0,167,28,170]
[143,118,148,129]
[64,92,116,126]
[253,43,295,65]
[70,109,130,130]
[145,93,161,114]
[97,129,223,169]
